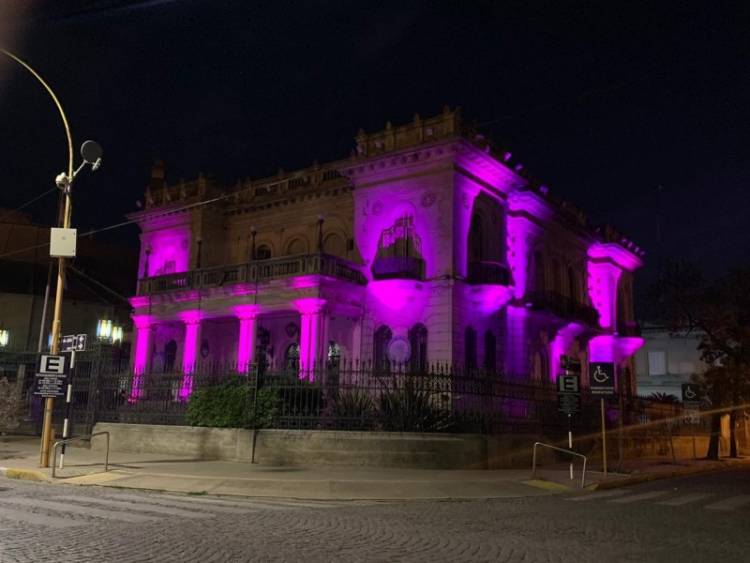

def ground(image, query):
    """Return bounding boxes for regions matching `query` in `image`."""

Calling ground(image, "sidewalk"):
[2,436,747,500]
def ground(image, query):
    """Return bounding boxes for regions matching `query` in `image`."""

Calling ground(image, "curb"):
[589,459,750,491]
[521,479,573,493]
[0,466,50,483]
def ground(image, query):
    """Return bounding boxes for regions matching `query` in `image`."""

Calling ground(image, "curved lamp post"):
[1,49,101,467]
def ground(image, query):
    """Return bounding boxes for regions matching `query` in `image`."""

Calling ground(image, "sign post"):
[558,356,581,480]
[682,383,702,460]
[590,362,615,477]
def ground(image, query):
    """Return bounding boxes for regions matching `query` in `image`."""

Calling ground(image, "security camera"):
[55,172,70,190]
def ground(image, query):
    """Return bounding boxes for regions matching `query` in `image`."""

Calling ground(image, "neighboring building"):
[0,208,136,353]
[635,325,707,399]
[129,108,645,395]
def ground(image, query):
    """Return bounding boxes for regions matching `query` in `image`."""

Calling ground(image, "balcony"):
[371,256,425,281]
[467,261,511,285]
[525,290,600,326]
[617,320,641,337]
[137,253,367,295]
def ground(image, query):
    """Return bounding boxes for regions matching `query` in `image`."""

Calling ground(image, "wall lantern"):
[97,320,123,344]
[0,329,9,348]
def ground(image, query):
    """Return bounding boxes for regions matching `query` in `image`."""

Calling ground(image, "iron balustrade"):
[467,261,511,285]
[137,253,366,295]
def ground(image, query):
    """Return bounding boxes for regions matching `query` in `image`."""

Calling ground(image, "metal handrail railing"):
[531,441,588,488]
[51,431,110,478]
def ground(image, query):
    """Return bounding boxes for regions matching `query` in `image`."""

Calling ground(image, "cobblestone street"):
[1,469,749,562]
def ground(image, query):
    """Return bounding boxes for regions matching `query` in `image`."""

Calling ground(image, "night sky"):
[1,1,748,296]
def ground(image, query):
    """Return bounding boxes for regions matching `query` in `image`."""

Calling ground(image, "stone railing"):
[137,253,366,295]
[525,290,600,326]
[467,261,511,285]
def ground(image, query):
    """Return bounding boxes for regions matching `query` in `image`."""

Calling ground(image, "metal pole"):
[41,193,72,467]
[36,261,54,353]
[0,49,74,470]
[59,349,74,470]
[601,397,608,477]
[568,413,574,480]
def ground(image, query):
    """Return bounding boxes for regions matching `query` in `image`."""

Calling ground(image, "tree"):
[0,376,24,433]
[654,262,750,459]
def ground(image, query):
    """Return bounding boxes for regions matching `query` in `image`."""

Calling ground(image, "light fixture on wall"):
[0,329,9,348]
[97,319,123,344]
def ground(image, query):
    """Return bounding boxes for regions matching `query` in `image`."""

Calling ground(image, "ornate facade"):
[129,108,644,397]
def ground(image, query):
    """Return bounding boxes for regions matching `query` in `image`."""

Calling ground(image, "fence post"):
[250,363,260,463]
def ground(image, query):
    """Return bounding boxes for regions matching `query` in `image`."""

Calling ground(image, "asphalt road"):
[1,469,749,562]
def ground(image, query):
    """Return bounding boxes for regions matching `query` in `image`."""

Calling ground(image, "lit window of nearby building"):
[0,329,9,348]
[648,350,666,376]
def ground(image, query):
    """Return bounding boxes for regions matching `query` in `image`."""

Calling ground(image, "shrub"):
[378,377,454,432]
[333,389,376,420]
[186,378,279,428]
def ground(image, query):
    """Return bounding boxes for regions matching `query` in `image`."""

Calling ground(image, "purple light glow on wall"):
[549,322,584,382]
[141,225,191,278]
[293,298,327,381]
[506,215,533,300]
[179,311,202,399]
[586,259,621,329]
[235,305,261,371]
[130,315,153,401]
[505,305,528,377]
[367,280,428,328]
[464,284,513,315]
[588,243,643,272]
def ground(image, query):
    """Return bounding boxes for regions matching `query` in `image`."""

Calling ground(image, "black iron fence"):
[1,352,708,442]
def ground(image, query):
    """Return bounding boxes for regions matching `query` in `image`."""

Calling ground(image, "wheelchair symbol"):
[684,386,697,400]
[593,365,610,384]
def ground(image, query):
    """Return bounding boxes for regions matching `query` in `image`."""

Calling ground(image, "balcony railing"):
[467,261,511,285]
[137,253,366,295]
[617,320,641,337]
[371,256,425,281]
[525,290,600,326]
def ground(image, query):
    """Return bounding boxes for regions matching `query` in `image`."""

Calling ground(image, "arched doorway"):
[408,323,428,373]
[373,325,392,373]
[164,340,177,373]
[284,342,300,374]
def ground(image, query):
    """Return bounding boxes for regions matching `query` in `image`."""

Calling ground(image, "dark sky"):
[1,1,748,288]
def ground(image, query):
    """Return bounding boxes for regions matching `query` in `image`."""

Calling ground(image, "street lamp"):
[1,48,103,467]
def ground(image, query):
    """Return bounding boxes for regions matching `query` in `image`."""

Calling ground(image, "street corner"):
[0,465,50,483]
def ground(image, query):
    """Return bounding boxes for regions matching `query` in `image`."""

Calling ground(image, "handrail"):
[51,431,110,478]
[531,441,587,488]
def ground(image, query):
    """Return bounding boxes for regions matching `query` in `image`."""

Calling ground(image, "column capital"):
[132,314,154,330]
[293,297,327,315]
[234,304,262,320]
[179,310,203,325]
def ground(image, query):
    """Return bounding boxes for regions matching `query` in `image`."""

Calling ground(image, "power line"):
[0,187,58,223]
[0,189,231,260]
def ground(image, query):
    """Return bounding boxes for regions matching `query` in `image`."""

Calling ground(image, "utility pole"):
[1,49,102,468]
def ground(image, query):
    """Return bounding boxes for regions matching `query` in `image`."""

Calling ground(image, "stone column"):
[235,305,261,372]
[179,312,202,399]
[293,298,328,382]
[130,315,153,401]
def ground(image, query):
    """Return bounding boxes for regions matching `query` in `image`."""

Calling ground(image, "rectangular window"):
[648,351,666,376]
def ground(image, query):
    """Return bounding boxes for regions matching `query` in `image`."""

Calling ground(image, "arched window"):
[284,343,300,372]
[164,340,177,373]
[567,266,578,302]
[468,213,484,263]
[323,233,346,257]
[533,251,545,293]
[373,325,392,372]
[483,330,496,373]
[372,216,424,279]
[256,245,272,260]
[551,258,563,295]
[285,237,307,256]
[408,323,428,373]
[465,327,477,372]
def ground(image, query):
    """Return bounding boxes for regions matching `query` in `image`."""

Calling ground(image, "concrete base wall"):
[92,423,499,469]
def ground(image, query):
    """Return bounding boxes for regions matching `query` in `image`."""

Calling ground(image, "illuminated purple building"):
[128,108,644,395]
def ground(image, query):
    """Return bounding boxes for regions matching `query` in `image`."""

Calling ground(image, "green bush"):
[378,377,454,432]
[186,379,279,428]
[333,389,376,419]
